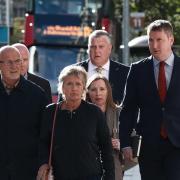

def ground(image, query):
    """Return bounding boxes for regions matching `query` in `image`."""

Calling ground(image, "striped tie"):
[96,67,103,74]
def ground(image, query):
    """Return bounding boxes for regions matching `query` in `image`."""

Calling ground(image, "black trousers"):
[139,138,180,180]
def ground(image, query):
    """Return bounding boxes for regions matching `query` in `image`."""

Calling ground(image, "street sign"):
[130,12,145,29]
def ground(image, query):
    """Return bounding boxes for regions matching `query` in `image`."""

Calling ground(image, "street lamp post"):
[122,0,129,65]
[6,0,10,44]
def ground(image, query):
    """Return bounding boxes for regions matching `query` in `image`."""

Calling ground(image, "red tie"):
[158,61,168,138]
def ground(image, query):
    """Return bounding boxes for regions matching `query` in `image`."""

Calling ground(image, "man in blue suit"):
[77,30,129,104]
[119,20,180,180]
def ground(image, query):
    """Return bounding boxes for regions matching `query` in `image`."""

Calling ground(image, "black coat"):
[27,72,52,103]
[39,100,115,180]
[0,76,49,180]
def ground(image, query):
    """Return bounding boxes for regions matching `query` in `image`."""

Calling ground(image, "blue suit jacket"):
[78,59,129,104]
[119,54,180,148]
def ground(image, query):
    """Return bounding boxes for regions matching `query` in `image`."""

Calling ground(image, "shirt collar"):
[88,60,110,72]
[0,75,26,93]
[153,52,174,67]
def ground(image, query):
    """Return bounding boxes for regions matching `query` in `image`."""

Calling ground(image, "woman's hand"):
[36,164,49,180]
[111,138,120,150]
[122,147,133,161]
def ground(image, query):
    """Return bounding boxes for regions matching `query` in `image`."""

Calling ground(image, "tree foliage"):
[10,17,24,44]
[130,0,180,44]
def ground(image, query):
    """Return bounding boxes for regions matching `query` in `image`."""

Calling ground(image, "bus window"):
[35,0,84,15]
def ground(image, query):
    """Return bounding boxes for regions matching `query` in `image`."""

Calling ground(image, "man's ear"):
[109,44,113,52]
[170,35,174,46]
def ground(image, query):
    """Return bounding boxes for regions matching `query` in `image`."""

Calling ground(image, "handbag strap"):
[48,103,59,167]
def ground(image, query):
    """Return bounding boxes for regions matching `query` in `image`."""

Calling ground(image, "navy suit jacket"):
[27,72,52,103]
[78,59,129,104]
[119,54,180,149]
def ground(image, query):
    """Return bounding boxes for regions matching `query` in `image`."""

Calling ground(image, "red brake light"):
[24,14,34,46]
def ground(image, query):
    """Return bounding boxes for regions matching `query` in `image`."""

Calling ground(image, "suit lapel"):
[81,60,88,71]
[148,58,159,95]
[165,56,180,102]
[143,57,161,102]
[109,60,117,83]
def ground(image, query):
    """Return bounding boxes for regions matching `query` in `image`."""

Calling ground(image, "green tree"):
[130,0,180,44]
[10,17,24,44]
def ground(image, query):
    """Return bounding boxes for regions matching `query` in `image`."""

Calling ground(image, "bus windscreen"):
[35,0,83,15]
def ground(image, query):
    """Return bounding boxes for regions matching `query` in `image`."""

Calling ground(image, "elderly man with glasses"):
[0,45,49,180]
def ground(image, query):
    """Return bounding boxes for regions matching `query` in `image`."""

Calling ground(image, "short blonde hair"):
[58,65,87,95]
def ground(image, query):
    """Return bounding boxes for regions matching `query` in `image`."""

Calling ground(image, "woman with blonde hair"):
[37,65,114,180]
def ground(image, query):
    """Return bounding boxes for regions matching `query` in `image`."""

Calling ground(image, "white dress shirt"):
[87,60,110,79]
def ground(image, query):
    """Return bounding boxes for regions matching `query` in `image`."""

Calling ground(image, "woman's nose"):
[96,89,101,95]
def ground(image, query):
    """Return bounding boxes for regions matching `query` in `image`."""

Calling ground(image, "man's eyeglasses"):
[0,59,22,66]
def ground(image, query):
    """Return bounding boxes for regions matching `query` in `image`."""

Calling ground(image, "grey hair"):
[88,30,112,46]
